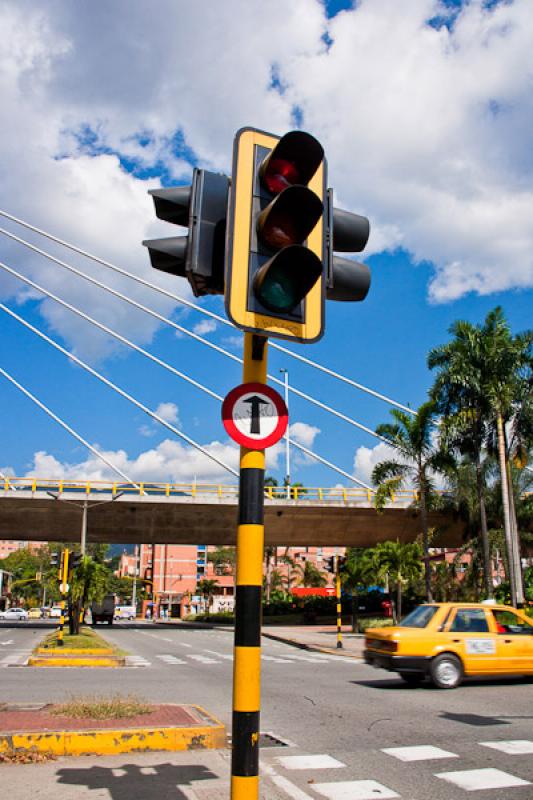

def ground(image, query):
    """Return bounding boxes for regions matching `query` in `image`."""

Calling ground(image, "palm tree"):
[340,548,375,632]
[372,540,423,622]
[429,308,533,606]
[293,560,327,588]
[196,579,219,612]
[372,401,450,601]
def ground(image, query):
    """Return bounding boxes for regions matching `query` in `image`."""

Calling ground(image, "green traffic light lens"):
[253,245,323,315]
[258,264,299,312]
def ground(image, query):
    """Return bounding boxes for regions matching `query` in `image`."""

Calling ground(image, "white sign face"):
[232,391,279,441]
[222,382,288,449]
[465,638,497,655]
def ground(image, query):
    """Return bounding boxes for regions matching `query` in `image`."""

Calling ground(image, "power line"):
[0,210,415,414]
[0,366,139,488]
[0,302,239,478]
[0,236,391,445]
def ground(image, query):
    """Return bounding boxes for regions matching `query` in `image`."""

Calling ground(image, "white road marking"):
[261,763,315,800]
[188,654,220,664]
[262,655,295,663]
[203,649,233,660]
[156,654,187,664]
[124,655,151,667]
[177,642,193,648]
[0,640,14,645]
[0,651,31,666]
[313,780,400,799]
[436,768,530,791]
[480,740,533,755]
[276,754,346,770]
[382,745,458,762]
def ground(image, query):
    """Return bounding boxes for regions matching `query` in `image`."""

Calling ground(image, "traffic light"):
[326,193,371,302]
[337,556,346,571]
[225,128,327,343]
[69,553,83,570]
[143,169,229,297]
[324,556,336,573]
[50,552,59,567]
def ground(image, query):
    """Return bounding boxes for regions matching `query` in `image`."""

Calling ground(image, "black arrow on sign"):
[243,395,269,434]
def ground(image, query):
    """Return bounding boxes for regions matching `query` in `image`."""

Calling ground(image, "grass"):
[37,626,125,653]
[50,694,152,720]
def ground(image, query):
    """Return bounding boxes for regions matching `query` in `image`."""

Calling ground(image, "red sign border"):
[222,382,288,449]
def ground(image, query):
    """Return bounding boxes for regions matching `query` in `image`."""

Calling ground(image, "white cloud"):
[23,437,240,485]
[193,319,217,336]
[154,402,180,426]
[0,0,532,375]
[352,441,398,487]
[289,421,320,449]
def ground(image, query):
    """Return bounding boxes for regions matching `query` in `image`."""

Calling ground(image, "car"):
[364,601,533,689]
[0,607,29,621]
[27,607,42,619]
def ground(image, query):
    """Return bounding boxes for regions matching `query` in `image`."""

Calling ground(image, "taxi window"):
[492,610,533,635]
[449,608,489,633]
[398,605,438,628]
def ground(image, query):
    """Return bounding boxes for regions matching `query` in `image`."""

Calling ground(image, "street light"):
[280,369,290,499]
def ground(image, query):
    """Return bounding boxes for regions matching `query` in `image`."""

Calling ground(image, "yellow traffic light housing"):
[225,128,327,343]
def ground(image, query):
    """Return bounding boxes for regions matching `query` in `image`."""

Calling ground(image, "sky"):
[0,0,531,493]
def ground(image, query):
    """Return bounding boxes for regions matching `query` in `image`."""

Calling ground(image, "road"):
[2,621,533,799]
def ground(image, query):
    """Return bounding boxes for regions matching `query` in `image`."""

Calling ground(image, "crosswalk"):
[262,740,533,798]
[124,646,354,669]
[0,650,31,667]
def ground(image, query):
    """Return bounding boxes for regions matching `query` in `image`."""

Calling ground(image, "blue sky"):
[0,0,531,491]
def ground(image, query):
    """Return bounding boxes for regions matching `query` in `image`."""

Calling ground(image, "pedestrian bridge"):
[0,477,465,548]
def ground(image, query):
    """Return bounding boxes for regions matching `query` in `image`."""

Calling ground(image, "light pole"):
[280,368,290,499]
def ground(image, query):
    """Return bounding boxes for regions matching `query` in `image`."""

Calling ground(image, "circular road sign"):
[222,382,288,449]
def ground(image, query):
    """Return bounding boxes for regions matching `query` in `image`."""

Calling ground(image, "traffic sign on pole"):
[222,382,288,449]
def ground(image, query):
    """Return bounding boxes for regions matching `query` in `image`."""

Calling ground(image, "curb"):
[35,648,114,655]
[27,655,125,667]
[0,706,226,756]
[260,631,363,660]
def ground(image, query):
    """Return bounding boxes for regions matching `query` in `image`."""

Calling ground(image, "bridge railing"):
[0,476,454,507]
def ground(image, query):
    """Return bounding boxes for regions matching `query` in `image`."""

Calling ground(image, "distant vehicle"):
[27,608,42,619]
[49,606,63,618]
[364,602,533,689]
[91,595,115,625]
[114,605,136,621]
[0,607,28,621]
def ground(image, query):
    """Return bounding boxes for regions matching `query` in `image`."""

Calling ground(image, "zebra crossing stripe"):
[188,654,220,664]
[156,654,187,664]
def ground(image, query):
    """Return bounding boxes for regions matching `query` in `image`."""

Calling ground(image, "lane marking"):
[313,780,400,799]
[261,763,314,800]
[276,754,346,770]
[480,740,533,755]
[382,745,458,762]
[203,649,233,660]
[436,768,530,791]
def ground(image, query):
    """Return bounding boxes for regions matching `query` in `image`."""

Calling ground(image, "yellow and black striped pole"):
[231,332,268,800]
[336,556,343,649]
[57,548,69,647]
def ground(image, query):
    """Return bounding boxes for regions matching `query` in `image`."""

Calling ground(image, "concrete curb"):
[0,706,226,756]
[27,655,125,667]
[35,648,114,655]
[260,631,363,660]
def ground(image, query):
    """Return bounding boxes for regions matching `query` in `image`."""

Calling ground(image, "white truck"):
[114,605,136,621]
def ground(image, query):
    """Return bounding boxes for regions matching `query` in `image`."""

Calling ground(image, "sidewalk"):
[1,749,287,800]
[261,625,365,658]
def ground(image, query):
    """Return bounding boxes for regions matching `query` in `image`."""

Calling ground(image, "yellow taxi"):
[364,602,533,689]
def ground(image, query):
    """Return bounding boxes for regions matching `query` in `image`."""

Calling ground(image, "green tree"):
[196,579,219,611]
[340,548,375,632]
[207,547,236,577]
[372,540,423,622]
[69,555,110,635]
[293,560,327,588]
[372,401,450,600]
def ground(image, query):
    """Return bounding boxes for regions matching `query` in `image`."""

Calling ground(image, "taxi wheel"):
[430,653,463,689]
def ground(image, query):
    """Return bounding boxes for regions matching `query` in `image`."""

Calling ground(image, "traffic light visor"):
[142,236,187,275]
[149,186,191,226]
[260,131,324,193]
[253,245,322,313]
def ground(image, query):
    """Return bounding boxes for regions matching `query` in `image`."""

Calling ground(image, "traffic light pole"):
[231,332,268,800]
[57,548,69,647]
[335,556,343,649]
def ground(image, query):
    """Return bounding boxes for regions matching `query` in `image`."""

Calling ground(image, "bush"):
[357,617,394,632]
[185,611,234,624]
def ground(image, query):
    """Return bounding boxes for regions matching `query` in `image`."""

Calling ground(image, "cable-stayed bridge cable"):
[0,303,239,478]
[0,242,391,445]
[0,366,139,488]
[0,266,372,488]
[0,210,415,414]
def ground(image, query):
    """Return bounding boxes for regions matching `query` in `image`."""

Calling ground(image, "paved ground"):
[2,621,533,799]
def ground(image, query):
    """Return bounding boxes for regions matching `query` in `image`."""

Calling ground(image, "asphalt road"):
[2,621,533,799]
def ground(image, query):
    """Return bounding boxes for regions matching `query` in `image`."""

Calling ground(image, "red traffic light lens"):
[263,158,301,194]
